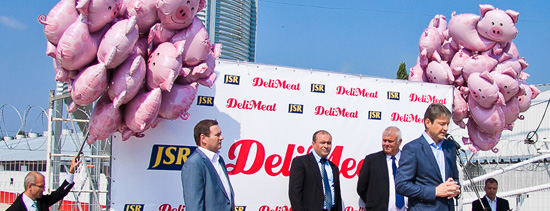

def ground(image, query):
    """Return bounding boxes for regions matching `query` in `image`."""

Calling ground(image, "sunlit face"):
[425,115,450,143]
[201,125,223,152]
[29,175,45,200]
[484,182,498,200]
[382,133,401,156]
[312,133,332,158]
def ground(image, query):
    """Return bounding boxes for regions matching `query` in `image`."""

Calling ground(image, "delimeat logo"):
[224,74,240,85]
[311,83,325,93]
[226,98,277,112]
[158,204,185,211]
[124,204,144,211]
[409,93,447,104]
[314,106,358,118]
[288,104,303,114]
[252,77,300,90]
[390,112,424,123]
[197,96,214,106]
[148,145,197,170]
[387,91,400,100]
[368,111,382,120]
[336,86,378,98]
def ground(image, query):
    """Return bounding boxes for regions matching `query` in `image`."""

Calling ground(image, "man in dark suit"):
[472,178,510,211]
[181,119,234,211]
[289,130,342,211]
[357,126,407,211]
[7,156,80,211]
[396,103,461,211]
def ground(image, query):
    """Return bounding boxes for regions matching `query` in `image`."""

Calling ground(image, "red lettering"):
[159,204,171,211]
[340,158,357,178]
[265,144,295,176]
[227,139,265,175]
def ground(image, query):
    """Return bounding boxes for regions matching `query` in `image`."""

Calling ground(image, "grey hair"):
[383,126,402,143]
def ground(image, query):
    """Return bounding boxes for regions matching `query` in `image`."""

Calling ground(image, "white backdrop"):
[111,60,453,211]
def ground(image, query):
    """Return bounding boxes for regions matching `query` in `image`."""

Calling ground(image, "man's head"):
[423,103,451,143]
[382,126,402,156]
[484,178,499,200]
[312,130,332,158]
[23,171,45,200]
[194,119,223,152]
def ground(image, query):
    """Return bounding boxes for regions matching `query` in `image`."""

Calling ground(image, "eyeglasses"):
[32,184,46,189]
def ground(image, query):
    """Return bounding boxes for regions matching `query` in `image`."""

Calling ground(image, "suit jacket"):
[181,149,235,211]
[395,135,459,211]
[472,196,510,211]
[7,180,74,211]
[289,153,342,211]
[356,151,390,211]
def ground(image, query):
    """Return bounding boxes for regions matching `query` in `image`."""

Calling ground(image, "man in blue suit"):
[396,103,461,211]
[181,119,234,211]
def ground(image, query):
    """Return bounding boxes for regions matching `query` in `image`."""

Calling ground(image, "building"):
[197,0,257,62]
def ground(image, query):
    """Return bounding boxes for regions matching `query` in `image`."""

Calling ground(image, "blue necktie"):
[320,158,333,210]
[391,156,405,209]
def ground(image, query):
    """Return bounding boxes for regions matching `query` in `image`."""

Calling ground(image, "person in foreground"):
[395,103,461,211]
[472,178,510,211]
[357,126,408,211]
[289,130,342,211]
[7,155,81,211]
[181,119,234,211]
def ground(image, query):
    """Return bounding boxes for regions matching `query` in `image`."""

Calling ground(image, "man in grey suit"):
[181,119,234,211]
[395,103,461,211]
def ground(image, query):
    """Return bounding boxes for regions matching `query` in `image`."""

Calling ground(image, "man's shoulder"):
[292,153,312,162]
[403,136,425,148]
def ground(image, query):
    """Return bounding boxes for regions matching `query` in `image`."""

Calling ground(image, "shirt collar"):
[386,151,401,161]
[198,146,219,163]
[423,131,444,148]
[485,195,496,203]
[311,150,324,163]
[22,193,35,210]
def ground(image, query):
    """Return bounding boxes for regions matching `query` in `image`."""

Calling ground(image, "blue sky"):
[1,0,549,135]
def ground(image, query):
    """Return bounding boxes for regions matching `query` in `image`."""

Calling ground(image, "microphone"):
[445,133,464,152]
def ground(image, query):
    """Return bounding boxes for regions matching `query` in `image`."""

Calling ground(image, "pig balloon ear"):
[506,9,519,23]
[479,4,495,17]
[198,0,206,12]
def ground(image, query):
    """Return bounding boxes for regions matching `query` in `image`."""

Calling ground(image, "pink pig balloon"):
[452,87,468,128]
[81,0,122,33]
[124,88,162,132]
[425,60,454,85]
[418,27,442,64]
[38,0,78,45]
[52,58,78,84]
[463,119,501,153]
[449,48,472,77]
[461,54,498,82]
[517,81,541,112]
[87,95,122,145]
[97,15,139,68]
[428,14,448,41]
[69,63,109,113]
[127,0,158,34]
[176,53,216,87]
[467,71,505,109]
[157,0,205,31]
[408,62,428,82]
[492,57,528,77]
[146,42,184,91]
[170,16,212,66]
[490,67,520,102]
[56,14,108,70]
[477,4,519,44]
[468,94,505,135]
[448,12,496,52]
[158,83,198,120]
[439,38,457,63]
[108,54,147,108]
[501,97,522,130]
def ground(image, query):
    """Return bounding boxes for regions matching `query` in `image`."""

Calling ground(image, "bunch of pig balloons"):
[409,4,541,153]
[39,0,220,144]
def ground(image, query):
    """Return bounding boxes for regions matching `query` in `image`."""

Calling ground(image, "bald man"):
[7,156,80,211]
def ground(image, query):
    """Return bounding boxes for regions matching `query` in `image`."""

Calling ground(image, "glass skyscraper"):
[197,0,257,62]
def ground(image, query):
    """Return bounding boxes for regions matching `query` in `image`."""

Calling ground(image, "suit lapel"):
[377,152,390,188]
[219,157,234,200]
[306,153,323,190]
[443,141,455,180]
[197,150,231,200]
[418,136,443,182]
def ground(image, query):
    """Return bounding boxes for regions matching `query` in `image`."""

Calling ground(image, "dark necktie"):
[320,158,333,210]
[391,156,405,209]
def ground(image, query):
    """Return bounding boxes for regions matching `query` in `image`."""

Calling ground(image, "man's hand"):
[435,178,461,199]
[68,155,82,174]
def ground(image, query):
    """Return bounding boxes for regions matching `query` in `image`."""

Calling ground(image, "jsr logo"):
[288,104,303,114]
[197,96,214,106]
[387,91,400,100]
[148,145,197,170]
[311,83,325,93]
[224,74,240,85]
[124,204,144,211]
[368,111,382,120]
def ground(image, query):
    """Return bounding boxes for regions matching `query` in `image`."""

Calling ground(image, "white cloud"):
[0,16,27,30]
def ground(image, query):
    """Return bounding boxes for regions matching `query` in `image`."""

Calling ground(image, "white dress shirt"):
[486,196,497,211]
[198,147,232,203]
[423,132,446,182]
[312,151,335,209]
[386,152,407,211]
